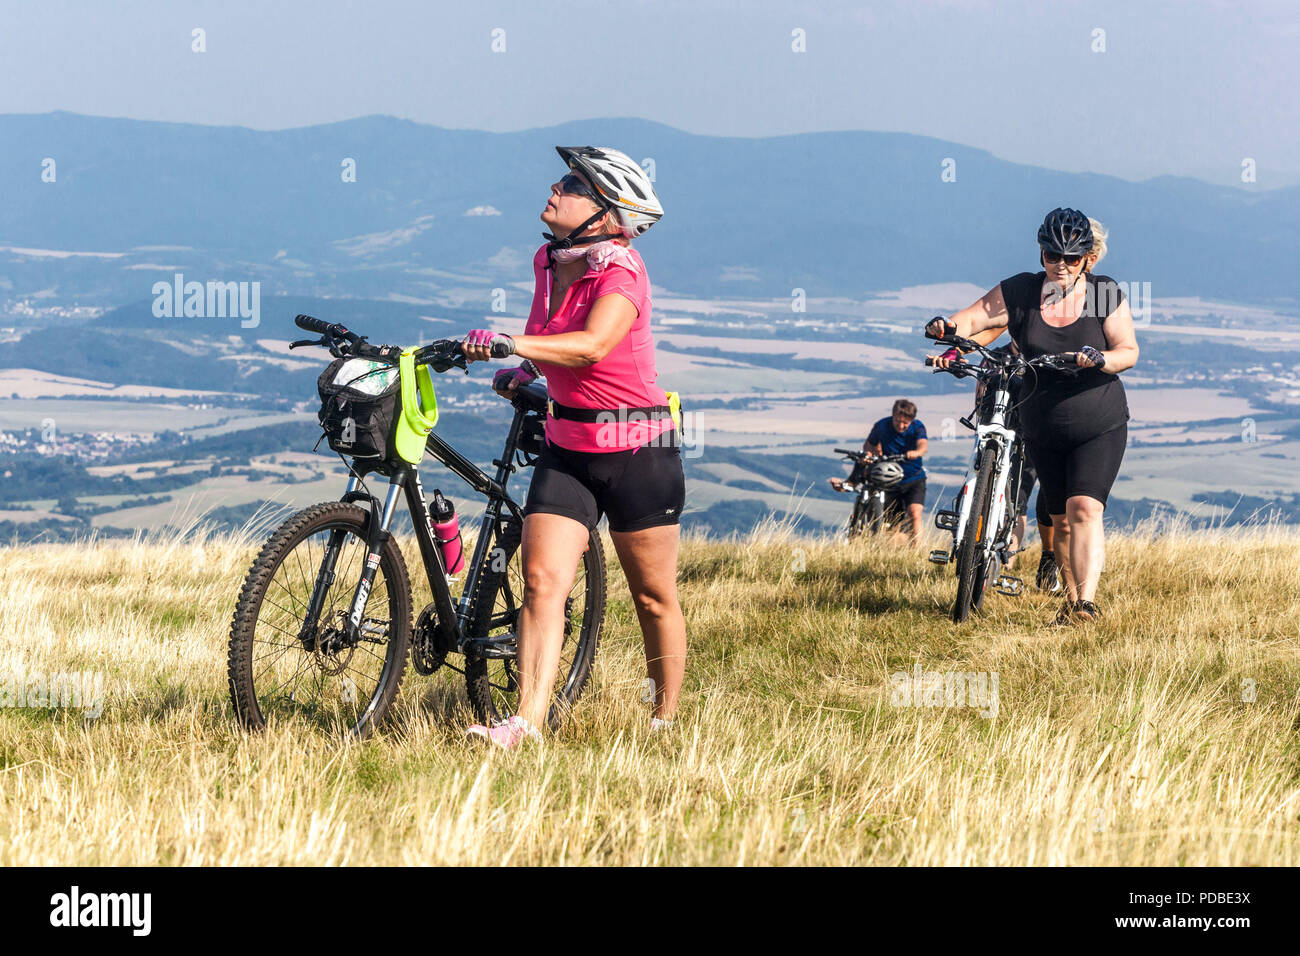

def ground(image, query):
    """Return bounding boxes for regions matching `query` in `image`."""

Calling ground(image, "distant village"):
[0,428,158,463]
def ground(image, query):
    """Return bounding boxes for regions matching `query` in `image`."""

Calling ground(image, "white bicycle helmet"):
[868,460,906,489]
[555,146,664,237]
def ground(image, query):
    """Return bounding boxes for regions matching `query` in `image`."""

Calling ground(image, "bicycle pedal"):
[935,510,958,531]
[928,549,950,565]
[994,575,1024,596]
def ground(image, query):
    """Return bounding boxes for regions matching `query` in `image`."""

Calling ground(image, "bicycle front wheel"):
[867,495,885,535]
[464,515,606,729]
[846,500,865,539]
[227,502,412,738]
[953,450,996,623]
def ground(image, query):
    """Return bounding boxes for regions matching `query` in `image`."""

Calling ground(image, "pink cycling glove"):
[463,329,516,356]
[493,361,539,392]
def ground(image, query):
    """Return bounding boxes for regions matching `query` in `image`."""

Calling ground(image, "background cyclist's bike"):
[227,314,607,738]
[833,448,910,538]
[923,325,1079,622]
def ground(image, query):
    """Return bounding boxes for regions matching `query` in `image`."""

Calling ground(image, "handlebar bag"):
[316,357,402,464]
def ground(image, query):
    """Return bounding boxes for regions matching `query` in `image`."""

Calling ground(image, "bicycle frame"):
[330,396,534,658]
[950,383,1019,562]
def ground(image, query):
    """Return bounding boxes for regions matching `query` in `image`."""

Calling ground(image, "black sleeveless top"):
[1000,271,1129,444]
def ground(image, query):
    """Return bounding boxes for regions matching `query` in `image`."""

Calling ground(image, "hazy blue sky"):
[3,0,1297,186]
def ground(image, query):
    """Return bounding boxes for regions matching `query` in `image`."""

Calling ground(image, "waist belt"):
[546,398,673,423]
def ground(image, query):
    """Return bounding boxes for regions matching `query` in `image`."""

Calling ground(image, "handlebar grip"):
[295,314,333,334]
[926,356,969,369]
[834,448,858,456]
[490,338,515,359]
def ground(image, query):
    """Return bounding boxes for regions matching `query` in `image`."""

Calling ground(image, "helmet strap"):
[544,205,621,267]
[1041,251,1088,304]
[1064,269,1085,297]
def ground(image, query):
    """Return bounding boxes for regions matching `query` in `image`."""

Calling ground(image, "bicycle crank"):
[465,632,518,660]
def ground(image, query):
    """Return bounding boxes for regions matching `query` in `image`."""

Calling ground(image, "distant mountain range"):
[2,111,1297,310]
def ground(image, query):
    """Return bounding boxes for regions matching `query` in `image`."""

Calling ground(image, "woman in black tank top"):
[924,208,1140,625]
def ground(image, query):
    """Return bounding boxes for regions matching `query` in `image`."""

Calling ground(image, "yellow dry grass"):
[1,515,1297,865]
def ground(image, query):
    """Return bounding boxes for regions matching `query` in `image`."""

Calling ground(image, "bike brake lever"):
[288,338,321,350]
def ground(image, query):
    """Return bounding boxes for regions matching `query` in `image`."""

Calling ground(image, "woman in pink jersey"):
[460,146,686,749]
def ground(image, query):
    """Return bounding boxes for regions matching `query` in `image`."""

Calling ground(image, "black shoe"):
[1052,599,1077,626]
[1073,600,1103,623]
[1036,551,1061,593]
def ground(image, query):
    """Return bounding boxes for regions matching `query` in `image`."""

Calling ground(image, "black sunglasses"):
[1041,249,1084,266]
[559,173,602,203]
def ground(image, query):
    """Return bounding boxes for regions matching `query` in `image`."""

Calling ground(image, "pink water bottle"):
[429,490,465,575]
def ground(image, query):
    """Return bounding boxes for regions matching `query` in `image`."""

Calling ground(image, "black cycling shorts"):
[524,439,685,533]
[883,478,926,518]
[1010,459,1052,527]
[1026,423,1127,516]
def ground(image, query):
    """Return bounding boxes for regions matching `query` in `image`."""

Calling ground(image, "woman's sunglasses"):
[559,173,602,203]
[1041,249,1084,266]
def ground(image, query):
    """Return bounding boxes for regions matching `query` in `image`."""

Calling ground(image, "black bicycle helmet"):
[1037,207,1094,256]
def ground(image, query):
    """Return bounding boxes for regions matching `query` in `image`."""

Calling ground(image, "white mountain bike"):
[923,327,1080,622]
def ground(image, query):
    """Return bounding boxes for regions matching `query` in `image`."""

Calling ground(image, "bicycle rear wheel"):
[228,502,412,738]
[464,515,606,729]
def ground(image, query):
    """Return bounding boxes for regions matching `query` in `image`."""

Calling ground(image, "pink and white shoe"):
[465,715,542,751]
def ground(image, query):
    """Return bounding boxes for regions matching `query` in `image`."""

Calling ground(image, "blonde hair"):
[1087,217,1108,271]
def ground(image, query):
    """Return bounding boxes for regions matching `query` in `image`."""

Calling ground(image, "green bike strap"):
[394,347,438,464]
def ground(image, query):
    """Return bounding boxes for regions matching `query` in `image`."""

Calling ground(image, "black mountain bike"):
[923,325,1079,622]
[833,448,909,538]
[227,314,607,738]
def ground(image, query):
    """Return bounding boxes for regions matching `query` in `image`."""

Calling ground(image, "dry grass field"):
[1,515,1298,865]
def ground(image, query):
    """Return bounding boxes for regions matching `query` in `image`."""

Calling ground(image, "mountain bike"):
[833,448,910,538]
[922,326,1080,622]
[227,314,606,738]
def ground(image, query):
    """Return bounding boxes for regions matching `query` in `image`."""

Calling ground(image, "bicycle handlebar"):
[834,448,907,464]
[923,351,1080,379]
[289,314,468,372]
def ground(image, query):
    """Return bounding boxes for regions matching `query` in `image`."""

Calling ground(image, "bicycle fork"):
[344,477,404,636]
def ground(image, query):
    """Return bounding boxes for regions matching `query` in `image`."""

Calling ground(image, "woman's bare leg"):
[609,523,686,720]
[1051,512,1075,602]
[1065,495,1106,603]
[514,512,591,729]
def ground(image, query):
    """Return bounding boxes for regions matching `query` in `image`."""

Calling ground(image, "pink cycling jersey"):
[525,244,675,453]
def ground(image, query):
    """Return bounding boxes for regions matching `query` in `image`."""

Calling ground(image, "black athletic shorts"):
[524,439,685,533]
[1010,457,1052,527]
[1025,423,1127,516]
[883,477,926,522]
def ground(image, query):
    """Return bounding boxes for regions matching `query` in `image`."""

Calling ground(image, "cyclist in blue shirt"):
[831,399,928,545]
